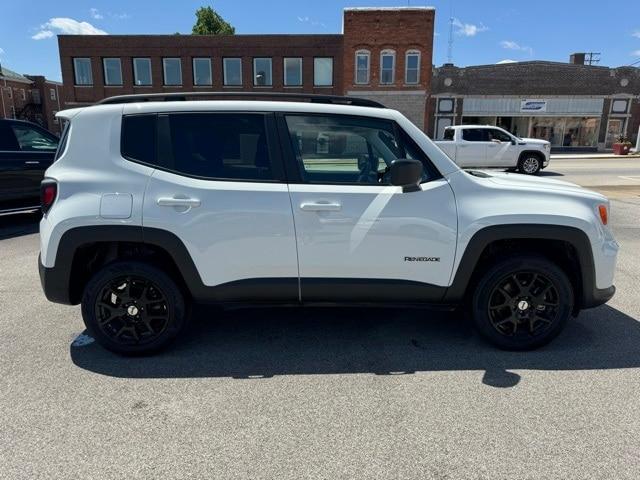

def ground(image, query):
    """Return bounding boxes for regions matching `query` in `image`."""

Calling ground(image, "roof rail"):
[96,91,386,108]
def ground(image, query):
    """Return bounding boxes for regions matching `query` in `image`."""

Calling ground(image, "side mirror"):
[390,158,423,192]
[511,138,517,145]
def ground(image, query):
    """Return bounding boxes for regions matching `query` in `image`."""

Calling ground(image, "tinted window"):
[161,113,273,181]
[285,114,435,185]
[0,124,20,151]
[11,125,58,151]
[443,128,455,141]
[55,121,70,160]
[121,115,156,164]
[462,128,488,142]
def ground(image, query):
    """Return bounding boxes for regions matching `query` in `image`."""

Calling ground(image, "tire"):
[471,256,573,350]
[517,154,542,175]
[81,261,187,355]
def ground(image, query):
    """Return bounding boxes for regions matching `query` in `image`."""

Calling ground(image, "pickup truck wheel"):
[471,256,573,350]
[81,261,187,355]
[517,154,542,175]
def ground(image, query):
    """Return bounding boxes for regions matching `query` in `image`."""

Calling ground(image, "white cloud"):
[32,17,107,40]
[89,8,103,19]
[297,15,325,28]
[497,59,517,64]
[500,40,533,55]
[452,18,488,37]
[632,49,640,57]
[109,12,131,20]
[633,30,640,38]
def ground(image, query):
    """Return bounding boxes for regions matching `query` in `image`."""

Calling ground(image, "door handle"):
[300,201,341,212]
[157,197,201,208]
[24,161,40,165]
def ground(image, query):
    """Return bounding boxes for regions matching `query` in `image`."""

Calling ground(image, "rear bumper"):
[38,253,73,305]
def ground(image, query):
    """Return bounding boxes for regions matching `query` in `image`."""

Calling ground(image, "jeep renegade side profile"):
[39,93,618,354]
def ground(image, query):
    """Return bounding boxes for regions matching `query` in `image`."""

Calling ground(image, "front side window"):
[223,58,242,86]
[11,125,58,151]
[193,58,212,86]
[253,58,272,86]
[314,57,333,86]
[285,114,434,185]
[73,58,93,85]
[163,58,182,86]
[380,50,395,84]
[284,58,302,86]
[487,129,512,142]
[405,51,420,84]
[103,58,123,86]
[160,113,273,181]
[355,51,370,84]
[133,58,152,86]
[462,128,489,142]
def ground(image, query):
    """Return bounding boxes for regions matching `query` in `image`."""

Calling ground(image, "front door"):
[485,127,516,167]
[141,112,299,301]
[279,113,458,303]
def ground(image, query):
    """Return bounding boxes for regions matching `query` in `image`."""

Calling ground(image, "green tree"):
[192,6,235,35]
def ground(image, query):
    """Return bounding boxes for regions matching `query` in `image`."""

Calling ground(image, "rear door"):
[140,112,300,302]
[456,128,489,167]
[279,113,457,303]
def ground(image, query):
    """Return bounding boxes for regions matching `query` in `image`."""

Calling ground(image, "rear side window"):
[121,114,156,165]
[462,128,488,142]
[158,113,274,181]
[0,124,19,151]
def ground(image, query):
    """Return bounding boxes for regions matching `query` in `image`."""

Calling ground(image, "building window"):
[223,58,242,86]
[355,50,370,85]
[163,58,182,86]
[133,58,152,86]
[380,50,395,84]
[253,58,273,86]
[5,87,12,99]
[103,58,123,86]
[405,50,420,84]
[52,111,59,124]
[193,58,212,86]
[314,57,333,86]
[438,98,454,113]
[21,89,26,101]
[50,88,56,100]
[611,99,629,114]
[73,58,93,85]
[284,58,302,86]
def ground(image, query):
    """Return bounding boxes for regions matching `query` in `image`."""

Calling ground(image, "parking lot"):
[1,156,639,479]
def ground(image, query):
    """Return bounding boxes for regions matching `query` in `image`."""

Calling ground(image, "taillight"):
[41,181,57,214]
[598,204,608,225]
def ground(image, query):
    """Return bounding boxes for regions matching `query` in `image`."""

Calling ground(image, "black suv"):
[0,119,58,213]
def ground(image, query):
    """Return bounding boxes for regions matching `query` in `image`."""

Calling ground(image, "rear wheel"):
[471,256,573,350]
[81,261,187,355]
[517,154,542,175]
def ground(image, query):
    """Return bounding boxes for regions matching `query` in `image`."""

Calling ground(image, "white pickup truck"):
[435,125,550,174]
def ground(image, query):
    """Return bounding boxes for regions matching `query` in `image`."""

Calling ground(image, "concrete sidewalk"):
[551,152,640,160]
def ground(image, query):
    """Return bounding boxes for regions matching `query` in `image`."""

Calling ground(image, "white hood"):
[484,171,606,200]
[519,137,549,145]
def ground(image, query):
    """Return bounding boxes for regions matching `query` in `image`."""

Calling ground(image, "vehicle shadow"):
[0,212,40,240]
[539,171,565,177]
[71,304,640,388]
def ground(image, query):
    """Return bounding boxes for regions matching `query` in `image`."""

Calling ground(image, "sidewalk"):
[551,152,640,160]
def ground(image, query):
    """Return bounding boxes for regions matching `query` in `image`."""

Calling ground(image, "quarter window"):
[284,58,303,86]
[355,50,370,84]
[223,58,243,86]
[73,58,93,85]
[253,58,273,86]
[380,50,395,84]
[163,58,182,86]
[121,115,156,164]
[193,58,212,86]
[103,58,123,86]
[314,57,333,86]
[405,51,420,84]
[133,58,152,86]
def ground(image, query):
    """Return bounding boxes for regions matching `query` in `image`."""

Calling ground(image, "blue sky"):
[1,0,639,81]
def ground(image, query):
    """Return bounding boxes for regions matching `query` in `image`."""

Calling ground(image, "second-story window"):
[193,58,212,86]
[284,58,302,86]
[103,58,123,86]
[50,88,56,100]
[223,58,242,86]
[380,50,395,84]
[314,57,333,86]
[405,51,421,84]
[163,58,182,86]
[133,58,152,86]
[73,58,93,85]
[355,50,370,85]
[253,58,272,86]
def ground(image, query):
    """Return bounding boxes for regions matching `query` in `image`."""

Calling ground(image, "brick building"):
[57,7,434,129]
[0,64,63,135]
[428,54,640,151]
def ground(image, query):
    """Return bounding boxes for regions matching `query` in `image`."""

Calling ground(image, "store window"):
[530,117,600,148]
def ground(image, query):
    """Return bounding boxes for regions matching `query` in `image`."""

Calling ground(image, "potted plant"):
[613,134,632,155]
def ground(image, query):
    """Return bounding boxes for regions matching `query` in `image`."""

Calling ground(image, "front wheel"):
[517,154,542,175]
[471,256,573,350]
[81,261,187,355]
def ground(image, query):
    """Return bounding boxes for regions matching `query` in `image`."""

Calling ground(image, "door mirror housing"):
[390,158,423,192]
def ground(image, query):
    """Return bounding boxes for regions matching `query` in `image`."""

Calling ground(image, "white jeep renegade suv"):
[39,93,618,354]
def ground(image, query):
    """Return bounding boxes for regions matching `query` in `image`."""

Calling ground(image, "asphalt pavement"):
[1,156,639,479]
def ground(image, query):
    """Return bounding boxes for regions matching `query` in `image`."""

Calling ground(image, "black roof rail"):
[96,91,386,108]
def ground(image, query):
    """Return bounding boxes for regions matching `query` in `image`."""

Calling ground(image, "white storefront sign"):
[520,99,547,112]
